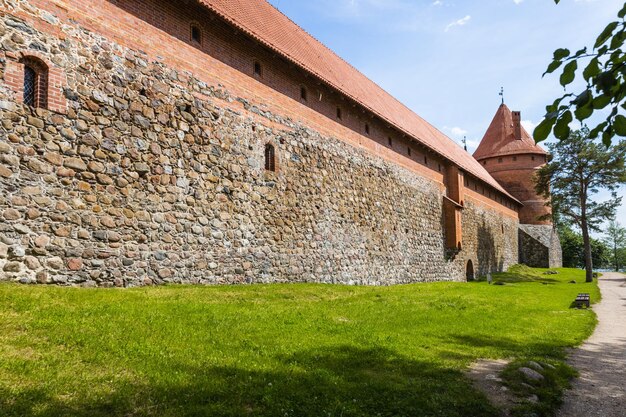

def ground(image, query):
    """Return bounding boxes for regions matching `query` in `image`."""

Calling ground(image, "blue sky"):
[268,0,626,231]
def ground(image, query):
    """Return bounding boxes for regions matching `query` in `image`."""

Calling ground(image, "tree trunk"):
[581,216,594,282]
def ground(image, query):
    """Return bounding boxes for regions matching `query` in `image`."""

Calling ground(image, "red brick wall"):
[479,154,551,224]
[12,0,517,217]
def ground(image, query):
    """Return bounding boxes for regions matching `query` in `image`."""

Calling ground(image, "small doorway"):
[466,260,475,281]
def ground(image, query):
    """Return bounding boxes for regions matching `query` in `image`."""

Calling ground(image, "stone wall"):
[518,224,562,269]
[0,6,519,286]
[462,199,519,278]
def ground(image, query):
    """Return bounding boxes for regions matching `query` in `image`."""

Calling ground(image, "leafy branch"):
[535,2,626,145]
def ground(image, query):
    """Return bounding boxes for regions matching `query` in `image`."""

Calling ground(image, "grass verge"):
[0,267,598,416]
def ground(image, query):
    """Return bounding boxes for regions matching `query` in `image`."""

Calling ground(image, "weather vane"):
[463,136,467,151]
[499,87,504,104]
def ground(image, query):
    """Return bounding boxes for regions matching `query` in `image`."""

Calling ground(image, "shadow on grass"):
[472,264,567,285]
[451,334,569,359]
[0,346,499,417]
[492,274,560,284]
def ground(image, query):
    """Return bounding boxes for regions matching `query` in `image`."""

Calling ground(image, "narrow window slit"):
[23,66,37,107]
[191,24,202,43]
[264,143,276,172]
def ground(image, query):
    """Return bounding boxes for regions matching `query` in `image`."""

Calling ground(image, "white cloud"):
[451,127,468,137]
[432,0,443,5]
[513,0,524,4]
[445,15,471,32]
[444,126,468,137]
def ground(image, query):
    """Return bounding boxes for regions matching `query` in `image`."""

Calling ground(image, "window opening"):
[23,65,37,107]
[264,143,276,172]
[22,58,48,109]
[191,25,202,43]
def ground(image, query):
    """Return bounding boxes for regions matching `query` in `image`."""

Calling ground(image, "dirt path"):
[557,272,626,417]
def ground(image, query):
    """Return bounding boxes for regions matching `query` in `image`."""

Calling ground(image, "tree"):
[604,220,626,271]
[619,247,626,271]
[535,2,626,145]
[558,223,612,269]
[535,128,626,281]
[558,224,584,267]
[591,238,611,270]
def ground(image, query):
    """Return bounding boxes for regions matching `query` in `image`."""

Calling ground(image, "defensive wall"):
[0,0,519,286]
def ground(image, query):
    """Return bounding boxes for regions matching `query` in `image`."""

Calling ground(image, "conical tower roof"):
[474,104,546,161]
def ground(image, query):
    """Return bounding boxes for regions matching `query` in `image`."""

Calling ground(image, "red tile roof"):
[474,104,547,160]
[198,0,516,200]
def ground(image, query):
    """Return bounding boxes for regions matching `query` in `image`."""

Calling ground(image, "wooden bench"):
[574,293,590,308]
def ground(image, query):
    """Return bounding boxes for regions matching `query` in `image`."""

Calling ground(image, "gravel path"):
[557,272,626,417]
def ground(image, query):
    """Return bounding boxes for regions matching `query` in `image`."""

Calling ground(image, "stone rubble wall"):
[0,8,519,286]
[518,224,562,269]
[549,228,563,269]
[462,200,519,278]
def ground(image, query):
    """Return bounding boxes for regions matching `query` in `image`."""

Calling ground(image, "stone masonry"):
[519,225,562,269]
[0,2,519,287]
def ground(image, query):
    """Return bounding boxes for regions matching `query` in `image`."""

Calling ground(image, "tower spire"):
[499,87,504,105]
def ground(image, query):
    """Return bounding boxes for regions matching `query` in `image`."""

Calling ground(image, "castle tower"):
[474,104,562,268]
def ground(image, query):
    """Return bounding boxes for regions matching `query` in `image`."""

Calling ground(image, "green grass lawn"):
[0,267,598,417]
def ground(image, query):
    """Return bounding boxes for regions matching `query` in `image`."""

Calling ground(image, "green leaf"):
[575,105,593,121]
[583,58,600,81]
[597,71,617,93]
[560,61,578,87]
[595,21,619,49]
[544,60,563,76]
[609,49,623,63]
[589,121,608,139]
[610,29,626,50]
[534,116,557,142]
[554,111,573,139]
[593,95,611,110]
[574,47,588,57]
[553,48,570,60]
[618,3,626,18]
[613,114,626,136]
